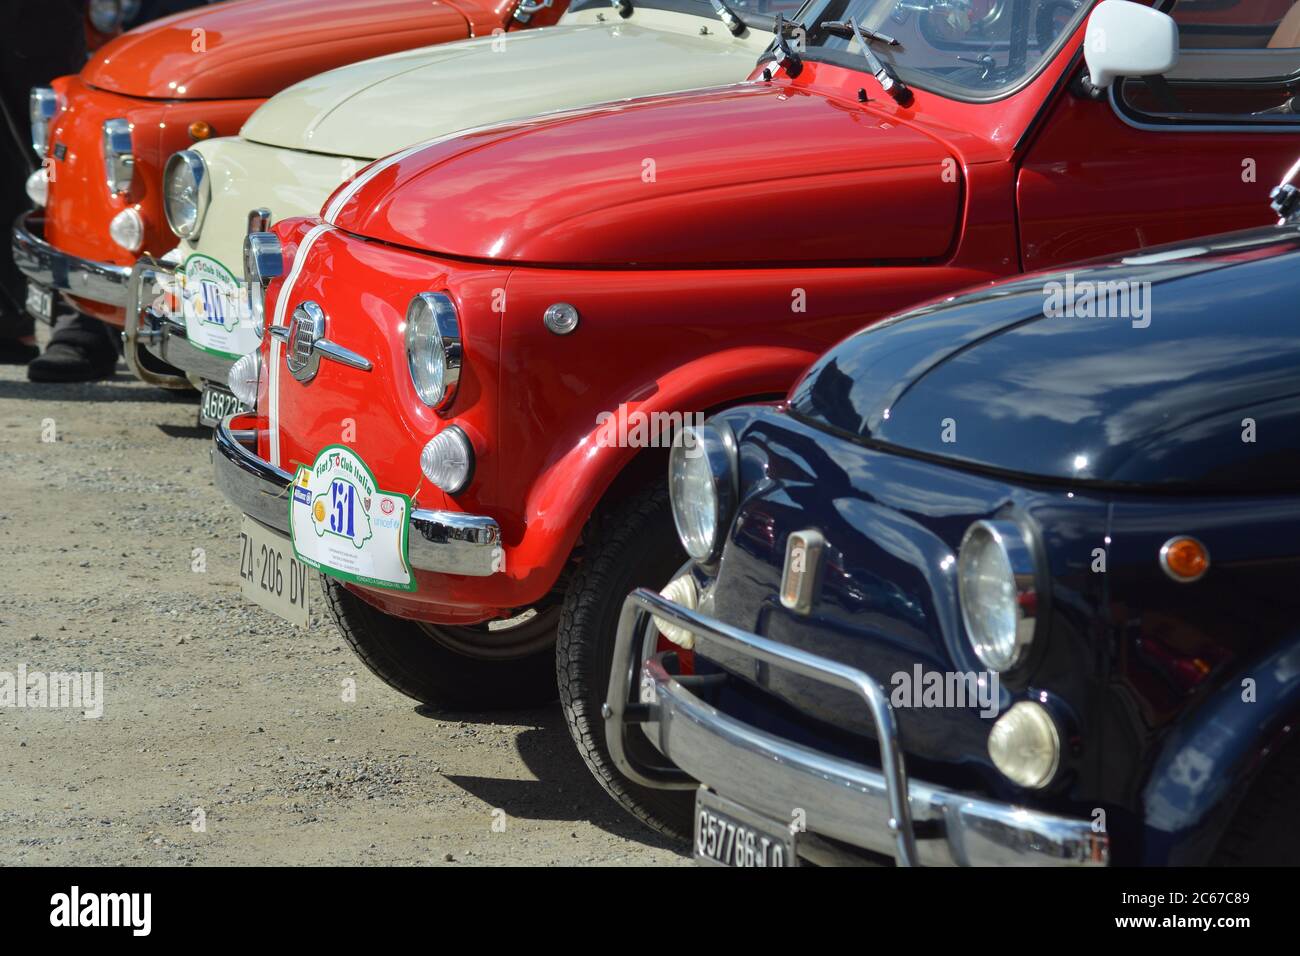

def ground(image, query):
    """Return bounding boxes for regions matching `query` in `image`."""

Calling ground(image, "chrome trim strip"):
[605,588,1109,867]
[213,416,502,577]
[12,211,131,308]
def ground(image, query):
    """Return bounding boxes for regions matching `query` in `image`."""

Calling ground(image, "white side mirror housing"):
[1084,0,1180,91]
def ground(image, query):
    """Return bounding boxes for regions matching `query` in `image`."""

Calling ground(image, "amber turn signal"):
[188,120,213,141]
[1160,536,1209,582]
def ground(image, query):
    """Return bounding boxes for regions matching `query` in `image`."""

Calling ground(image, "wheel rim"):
[417,605,560,661]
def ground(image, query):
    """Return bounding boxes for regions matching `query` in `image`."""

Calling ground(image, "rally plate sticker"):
[180,253,255,359]
[289,445,415,591]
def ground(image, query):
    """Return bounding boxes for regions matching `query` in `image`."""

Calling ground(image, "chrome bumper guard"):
[605,589,1109,867]
[213,416,503,577]
[124,256,229,389]
[12,210,132,310]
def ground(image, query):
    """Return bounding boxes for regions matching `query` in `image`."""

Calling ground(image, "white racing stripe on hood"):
[269,223,333,470]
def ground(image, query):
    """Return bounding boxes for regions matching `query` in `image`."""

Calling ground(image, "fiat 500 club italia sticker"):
[289,446,415,591]
[180,254,255,359]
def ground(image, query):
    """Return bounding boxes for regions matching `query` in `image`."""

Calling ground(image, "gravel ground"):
[0,357,685,866]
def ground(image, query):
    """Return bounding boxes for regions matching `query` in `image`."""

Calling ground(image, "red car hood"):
[323,83,962,267]
[83,0,472,100]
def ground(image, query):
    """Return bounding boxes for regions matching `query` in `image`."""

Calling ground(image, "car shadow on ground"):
[0,369,198,405]
[157,422,212,440]
[417,702,684,853]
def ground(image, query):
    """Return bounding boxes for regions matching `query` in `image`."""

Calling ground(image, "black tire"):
[1211,732,1300,865]
[321,576,558,711]
[557,482,695,842]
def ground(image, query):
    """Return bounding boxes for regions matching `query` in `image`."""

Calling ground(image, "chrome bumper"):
[605,589,1109,867]
[123,256,230,389]
[12,210,131,310]
[213,415,504,577]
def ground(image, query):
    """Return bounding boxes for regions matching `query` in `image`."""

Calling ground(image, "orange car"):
[13,0,563,332]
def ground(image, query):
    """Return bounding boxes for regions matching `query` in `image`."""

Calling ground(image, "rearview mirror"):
[1084,0,1179,91]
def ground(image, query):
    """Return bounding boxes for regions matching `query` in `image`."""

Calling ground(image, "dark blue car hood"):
[789,226,1300,491]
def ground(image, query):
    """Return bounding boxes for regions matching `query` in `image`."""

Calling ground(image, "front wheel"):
[1211,731,1300,865]
[557,483,695,842]
[321,577,558,710]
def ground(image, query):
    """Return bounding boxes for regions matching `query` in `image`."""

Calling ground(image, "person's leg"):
[27,310,121,382]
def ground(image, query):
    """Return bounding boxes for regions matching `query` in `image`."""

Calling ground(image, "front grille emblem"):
[780,529,825,615]
[268,299,373,383]
[285,300,326,383]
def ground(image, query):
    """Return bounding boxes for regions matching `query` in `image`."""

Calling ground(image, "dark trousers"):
[0,0,86,339]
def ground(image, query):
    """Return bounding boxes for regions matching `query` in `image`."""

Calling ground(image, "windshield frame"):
[758,0,1097,105]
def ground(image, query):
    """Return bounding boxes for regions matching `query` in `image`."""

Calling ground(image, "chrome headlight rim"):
[405,292,462,413]
[29,87,57,158]
[163,149,210,240]
[102,118,134,195]
[242,230,283,339]
[957,517,1041,674]
[668,421,738,566]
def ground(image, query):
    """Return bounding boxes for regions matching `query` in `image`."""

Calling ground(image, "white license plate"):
[26,281,53,325]
[199,383,246,428]
[239,516,310,627]
[694,789,796,867]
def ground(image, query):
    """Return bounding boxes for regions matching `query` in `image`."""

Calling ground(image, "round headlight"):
[668,423,737,563]
[25,168,48,207]
[108,207,143,253]
[420,426,473,494]
[405,292,461,411]
[89,0,123,33]
[988,701,1060,789]
[957,519,1038,672]
[163,150,209,239]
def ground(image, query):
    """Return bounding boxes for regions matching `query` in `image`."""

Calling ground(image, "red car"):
[214,0,1300,838]
[13,0,565,332]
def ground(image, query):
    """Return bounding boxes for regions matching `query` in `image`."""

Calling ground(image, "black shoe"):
[0,339,39,365]
[27,313,120,383]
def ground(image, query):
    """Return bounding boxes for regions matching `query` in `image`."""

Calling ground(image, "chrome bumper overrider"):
[11,210,131,309]
[605,589,1110,867]
[213,416,503,577]
[123,256,229,389]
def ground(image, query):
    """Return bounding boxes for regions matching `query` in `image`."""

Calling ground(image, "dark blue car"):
[599,184,1300,867]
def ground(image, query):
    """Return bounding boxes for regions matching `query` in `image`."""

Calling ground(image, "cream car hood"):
[240,10,771,159]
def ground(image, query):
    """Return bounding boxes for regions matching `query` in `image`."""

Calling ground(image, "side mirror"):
[1084,0,1179,91]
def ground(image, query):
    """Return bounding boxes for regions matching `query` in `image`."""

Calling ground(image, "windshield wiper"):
[767,13,804,79]
[820,17,911,103]
[709,0,746,36]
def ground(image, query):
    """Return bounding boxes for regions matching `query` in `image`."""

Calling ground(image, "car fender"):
[1141,636,1300,864]
[508,345,818,603]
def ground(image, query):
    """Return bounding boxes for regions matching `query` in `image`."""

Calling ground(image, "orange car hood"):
[82,0,476,100]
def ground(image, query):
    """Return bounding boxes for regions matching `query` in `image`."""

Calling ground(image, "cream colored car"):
[125,0,780,418]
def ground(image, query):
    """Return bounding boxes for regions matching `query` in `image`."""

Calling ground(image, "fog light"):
[653,574,698,649]
[988,701,1060,789]
[419,426,472,494]
[227,351,260,408]
[109,207,143,252]
[25,168,48,207]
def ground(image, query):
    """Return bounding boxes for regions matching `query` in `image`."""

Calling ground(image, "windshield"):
[793,0,1094,100]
